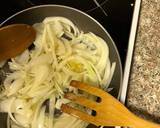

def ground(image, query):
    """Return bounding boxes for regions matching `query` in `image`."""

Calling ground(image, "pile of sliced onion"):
[0,17,116,128]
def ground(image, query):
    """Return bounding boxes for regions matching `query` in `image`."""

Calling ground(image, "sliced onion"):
[0,17,116,128]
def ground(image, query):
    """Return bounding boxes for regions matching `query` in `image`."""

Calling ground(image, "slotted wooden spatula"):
[61,80,160,128]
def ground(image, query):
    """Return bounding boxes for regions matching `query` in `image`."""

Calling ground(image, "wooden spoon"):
[0,24,36,61]
[61,80,160,128]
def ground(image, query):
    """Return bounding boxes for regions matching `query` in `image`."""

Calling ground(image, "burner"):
[26,0,98,11]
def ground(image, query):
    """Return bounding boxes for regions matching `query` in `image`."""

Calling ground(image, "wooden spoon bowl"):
[0,24,36,61]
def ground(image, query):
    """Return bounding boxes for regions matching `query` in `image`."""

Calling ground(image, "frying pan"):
[0,5,122,128]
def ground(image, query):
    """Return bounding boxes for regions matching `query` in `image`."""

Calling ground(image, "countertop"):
[127,0,160,122]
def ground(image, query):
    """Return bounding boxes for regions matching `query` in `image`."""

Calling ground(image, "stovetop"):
[0,0,136,69]
[0,1,140,128]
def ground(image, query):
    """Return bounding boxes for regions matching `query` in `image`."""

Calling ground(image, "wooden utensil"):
[0,24,36,61]
[61,80,160,128]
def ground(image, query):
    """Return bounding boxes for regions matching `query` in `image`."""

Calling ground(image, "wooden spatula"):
[61,80,160,128]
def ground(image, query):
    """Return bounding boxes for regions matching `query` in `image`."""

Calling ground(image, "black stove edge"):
[119,0,141,104]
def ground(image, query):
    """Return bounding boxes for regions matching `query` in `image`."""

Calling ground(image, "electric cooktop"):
[0,0,141,127]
